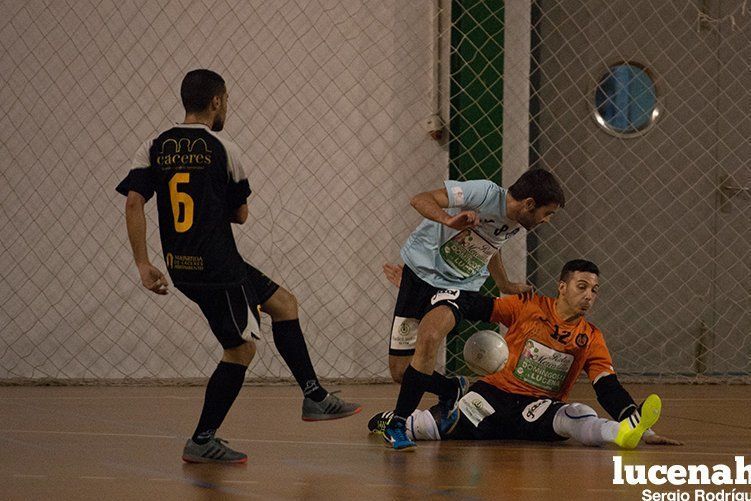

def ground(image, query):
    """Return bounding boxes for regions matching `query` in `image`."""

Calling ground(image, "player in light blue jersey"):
[383,169,565,450]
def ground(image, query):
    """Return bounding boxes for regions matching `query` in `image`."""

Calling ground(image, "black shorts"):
[389,265,495,356]
[179,263,280,349]
[448,380,567,442]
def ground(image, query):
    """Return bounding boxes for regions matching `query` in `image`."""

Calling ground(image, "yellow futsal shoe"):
[614,394,662,450]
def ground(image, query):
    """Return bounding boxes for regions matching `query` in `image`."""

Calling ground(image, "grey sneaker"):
[302,392,362,421]
[182,436,247,464]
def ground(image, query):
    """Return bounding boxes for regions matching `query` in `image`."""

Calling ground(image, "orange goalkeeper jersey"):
[481,293,615,401]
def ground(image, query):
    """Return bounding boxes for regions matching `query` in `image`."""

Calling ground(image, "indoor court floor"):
[1,382,749,500]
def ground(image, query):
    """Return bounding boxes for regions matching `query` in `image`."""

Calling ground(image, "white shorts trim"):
[458,391,496,428]
[390,316,419,352]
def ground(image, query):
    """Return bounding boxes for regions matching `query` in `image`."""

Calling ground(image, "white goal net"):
[1,0,748,383]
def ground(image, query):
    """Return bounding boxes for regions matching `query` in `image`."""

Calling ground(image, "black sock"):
[394,365,433,420]
[272,319,328,402]
[192,361,247,443]
[428,371,458,400]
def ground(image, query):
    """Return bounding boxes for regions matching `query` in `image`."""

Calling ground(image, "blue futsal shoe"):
[382,416,416,451]
[438,376,468,415]
[434,375,467,436]
[428,403,460,438]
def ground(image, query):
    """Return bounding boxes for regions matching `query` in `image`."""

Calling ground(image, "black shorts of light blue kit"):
[179,263,280,349]
[389,265,495,356]
[447,380,567,442]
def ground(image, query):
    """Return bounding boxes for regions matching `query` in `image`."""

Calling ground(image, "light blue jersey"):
[400,180,521,291]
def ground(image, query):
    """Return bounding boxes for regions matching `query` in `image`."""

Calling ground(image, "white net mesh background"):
[1,0,748,383]
[0,0,447,382]
[523,0,750,382]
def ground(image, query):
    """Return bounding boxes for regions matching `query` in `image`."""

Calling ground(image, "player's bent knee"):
[553,402,598,436]
[282,289,298,310]
[415,327,445,353]
[553,402,606,447]
[562,402,598,419]
[426,303,459,323]
[223,340,256,366]
[263,287,299,320]
[276,288,298,310]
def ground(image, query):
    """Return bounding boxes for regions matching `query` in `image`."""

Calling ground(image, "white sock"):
[553,403,619,446]
[405,409,441,441]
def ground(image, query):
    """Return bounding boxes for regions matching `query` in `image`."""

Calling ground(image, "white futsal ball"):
[463,330,509,376]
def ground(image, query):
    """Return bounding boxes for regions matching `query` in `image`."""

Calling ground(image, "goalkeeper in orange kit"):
[371,260,682,448]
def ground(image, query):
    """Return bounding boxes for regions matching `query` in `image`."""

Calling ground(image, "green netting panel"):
[447,0,504,375]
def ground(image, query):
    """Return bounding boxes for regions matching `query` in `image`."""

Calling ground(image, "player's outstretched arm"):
[410,188,478,231]
[488,252,532,295]
[125,191,169,295]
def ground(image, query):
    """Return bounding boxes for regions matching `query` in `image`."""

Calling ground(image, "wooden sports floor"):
[1,383,749,500]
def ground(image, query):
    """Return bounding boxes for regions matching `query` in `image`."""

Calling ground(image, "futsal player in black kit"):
[117,69,360,464]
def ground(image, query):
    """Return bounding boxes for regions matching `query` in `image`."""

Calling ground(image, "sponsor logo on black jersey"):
[155,137,213,168]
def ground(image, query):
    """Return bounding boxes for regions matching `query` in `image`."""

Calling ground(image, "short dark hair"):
[508,169,566,208]
[180,69,226,113]
[559,259,600,282]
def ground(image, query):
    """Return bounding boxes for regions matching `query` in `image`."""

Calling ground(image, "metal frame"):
[592,61,661,139]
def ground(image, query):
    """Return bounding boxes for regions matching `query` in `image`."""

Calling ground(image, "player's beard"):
[518,211,537,231]
[211,115,224,131]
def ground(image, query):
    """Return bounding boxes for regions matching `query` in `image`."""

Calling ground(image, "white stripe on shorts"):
[239,284,260,341]
[225,290,243,337]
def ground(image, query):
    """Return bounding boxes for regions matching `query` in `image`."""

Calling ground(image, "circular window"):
[593,63,659,137]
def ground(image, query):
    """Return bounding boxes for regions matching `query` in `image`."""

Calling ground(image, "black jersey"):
[116,124,251,287]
